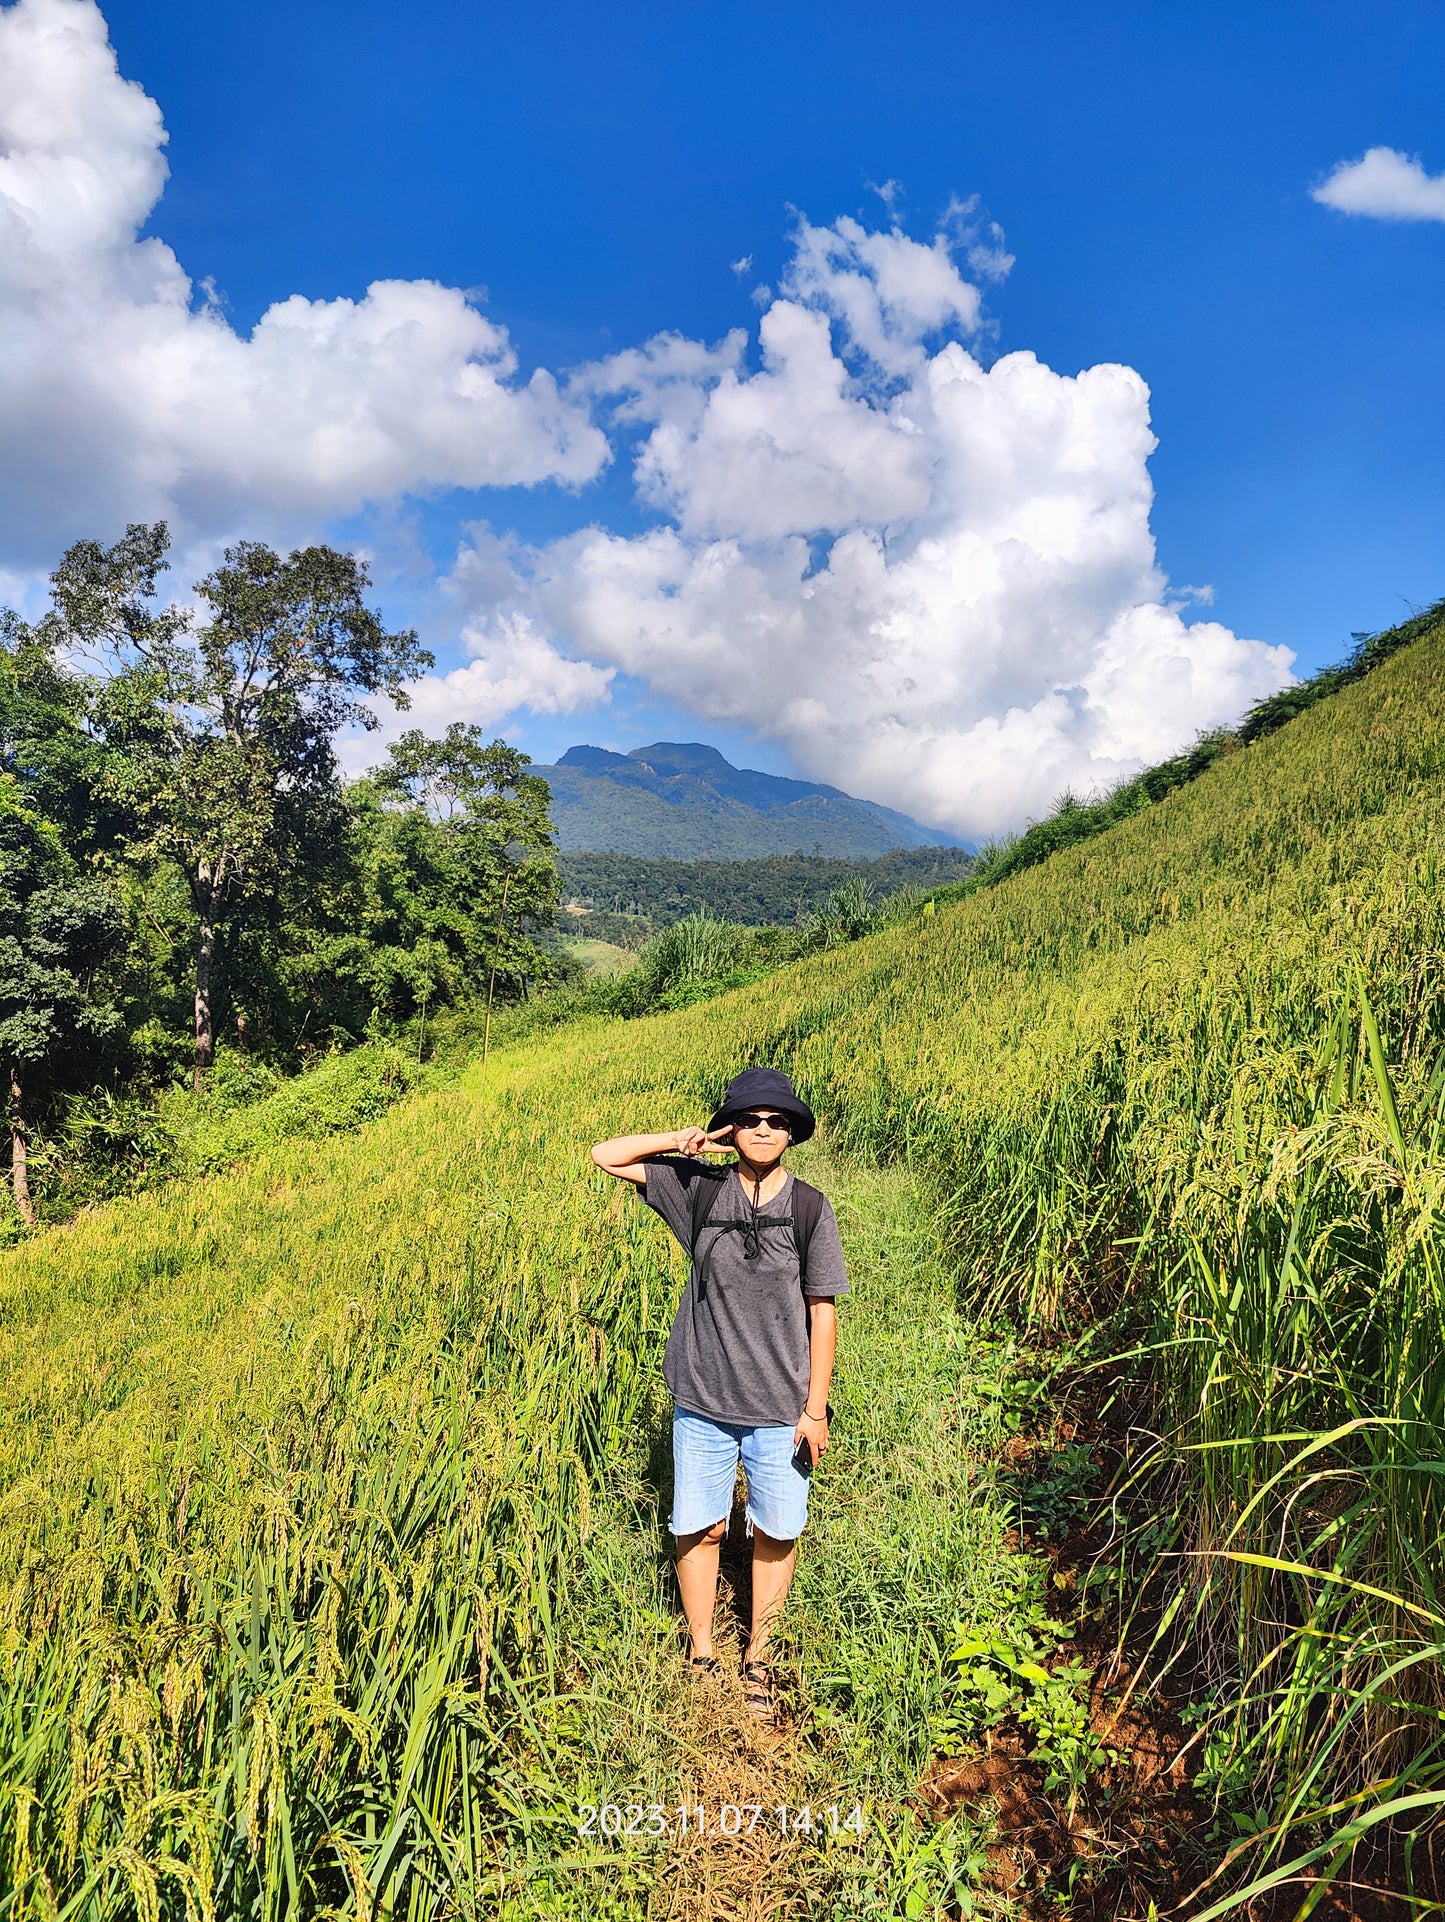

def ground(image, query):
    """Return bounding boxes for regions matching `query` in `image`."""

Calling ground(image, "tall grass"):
[720,614,1445,1896]
[0,1030,1038,1918]
[593,882,929,1018]
[0,1045,671,1917]
[633,907,748,997]
[3,612,1444,1912]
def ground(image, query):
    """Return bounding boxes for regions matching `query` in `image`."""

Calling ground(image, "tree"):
[374,726,561,996]
[0,776,124,1223]
[0,606,110,848]
[230,729,563,1046]
[47,525,432,1085]
[375,721,505,821]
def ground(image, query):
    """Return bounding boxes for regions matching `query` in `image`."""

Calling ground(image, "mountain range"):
[534,741,959,858]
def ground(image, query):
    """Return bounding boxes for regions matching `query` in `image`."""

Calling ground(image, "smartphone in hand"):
[793,1402,832,1475]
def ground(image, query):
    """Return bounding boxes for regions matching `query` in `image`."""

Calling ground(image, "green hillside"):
[3,612,1444,1916]
[536,740,957,857]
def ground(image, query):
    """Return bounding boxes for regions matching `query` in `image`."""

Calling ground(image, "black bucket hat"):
[708,1067,816,1144]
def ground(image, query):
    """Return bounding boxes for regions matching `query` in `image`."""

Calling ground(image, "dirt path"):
[500,1148,1028,1921]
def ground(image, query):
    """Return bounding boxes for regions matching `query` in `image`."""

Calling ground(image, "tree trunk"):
[9,1060,35,1226]
[479,869,514,1094]
[194,893,216,1091]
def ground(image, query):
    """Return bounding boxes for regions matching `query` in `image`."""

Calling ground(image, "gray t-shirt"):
[642,1157,849,1427]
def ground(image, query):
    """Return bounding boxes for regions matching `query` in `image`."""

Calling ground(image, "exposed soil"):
[913,1347,1445,1921]
[915,1617,1207,1918]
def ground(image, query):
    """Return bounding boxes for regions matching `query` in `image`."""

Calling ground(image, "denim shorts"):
[669,1405,812,1541]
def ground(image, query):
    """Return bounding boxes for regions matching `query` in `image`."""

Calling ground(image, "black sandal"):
[740,1659,776,1723]
[689,1654,721,1679]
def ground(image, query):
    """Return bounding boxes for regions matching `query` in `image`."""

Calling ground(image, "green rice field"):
[3,613,1444,1918]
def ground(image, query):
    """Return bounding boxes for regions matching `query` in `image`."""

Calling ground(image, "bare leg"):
[745,1527,797,1664]
[675,1519,728,1658]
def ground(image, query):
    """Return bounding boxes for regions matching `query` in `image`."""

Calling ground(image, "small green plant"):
[1177,1699,1263,1828]
[976,1367,1049,1435]
[853,1811,993,1921]
[938,1611,1114,1810]
[1020,1655,1115,1806]
[1013,1439,1098,1536]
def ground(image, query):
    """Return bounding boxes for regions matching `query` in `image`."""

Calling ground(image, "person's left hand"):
[793,1407,829,1466]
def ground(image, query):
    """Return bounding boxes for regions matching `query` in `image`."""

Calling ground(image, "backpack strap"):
[791,1178,824,1289]
[687,1163,732,1262]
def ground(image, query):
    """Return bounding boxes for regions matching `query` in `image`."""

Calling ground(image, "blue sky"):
[3,0,1442,833]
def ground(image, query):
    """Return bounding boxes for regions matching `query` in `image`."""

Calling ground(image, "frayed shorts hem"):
[667,1506,785,1542]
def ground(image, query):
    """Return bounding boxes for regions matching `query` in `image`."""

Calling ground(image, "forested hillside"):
[3,604,1443,1915]
[558,843,974,928]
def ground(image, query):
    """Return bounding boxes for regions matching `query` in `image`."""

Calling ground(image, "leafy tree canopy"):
[0,774,125,1220]
[42,523,432,1081]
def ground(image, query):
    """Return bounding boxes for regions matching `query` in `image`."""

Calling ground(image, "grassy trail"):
[9,623,1444,1917]
[0,1038,1038,1922]
[518,1142,1030,1921]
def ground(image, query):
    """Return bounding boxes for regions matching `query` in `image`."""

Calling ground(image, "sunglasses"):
[733,1112,792,1133]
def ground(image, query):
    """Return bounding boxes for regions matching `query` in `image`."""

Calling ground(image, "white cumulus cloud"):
[0,0,1296,839]
[1313,146,1445,223]
[784,213,986,378]
[342,609,614,773]
[582,302,931,540]
[455,211,1292,842]
[0,0,607,564]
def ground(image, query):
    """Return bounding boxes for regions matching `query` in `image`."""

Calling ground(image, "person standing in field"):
[590,1068,848,1724]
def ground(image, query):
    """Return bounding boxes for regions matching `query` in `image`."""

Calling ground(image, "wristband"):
[804,1406,827,1421]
